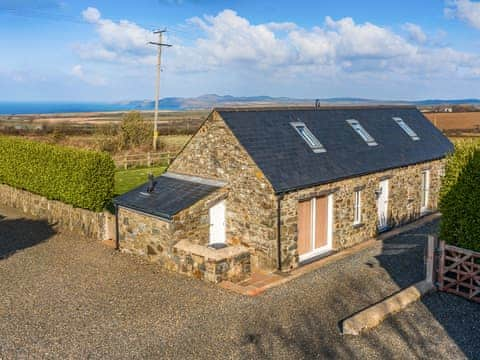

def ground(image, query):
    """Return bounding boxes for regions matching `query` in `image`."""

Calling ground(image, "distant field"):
[0,110,201,155]
[0,110,208,135]
[425,112,480,137]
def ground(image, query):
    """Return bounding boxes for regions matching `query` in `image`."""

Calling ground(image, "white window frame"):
[393,117,420,141]
[354,190,362,225]
[290,121,326,153]
[346,119,378,146]
[421,170,430,213]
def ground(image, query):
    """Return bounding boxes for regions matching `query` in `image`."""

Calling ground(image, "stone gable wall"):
[168,111,279,270]
[279,159,446,270]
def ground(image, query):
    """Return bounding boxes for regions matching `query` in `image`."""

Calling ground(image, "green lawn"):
[115,166,166,196]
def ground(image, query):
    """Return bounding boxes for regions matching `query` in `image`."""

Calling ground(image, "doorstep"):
[219,212,441,296]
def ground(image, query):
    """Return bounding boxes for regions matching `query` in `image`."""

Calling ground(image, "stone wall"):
[279,159,446,270]
[118,187,226,261]
[168,111,278,270]
[173,240,251,283]
[0,184,110,240]
[117,207,174,261]
[172,190,228,246]
[117,206,251,283]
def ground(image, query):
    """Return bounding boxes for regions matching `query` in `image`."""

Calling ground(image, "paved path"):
[0,206,479,359]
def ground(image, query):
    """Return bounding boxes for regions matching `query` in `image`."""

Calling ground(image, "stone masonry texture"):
[279,159,445,270]
[0,184,109,240]
[168,111,278,270]
[118,110,447,280]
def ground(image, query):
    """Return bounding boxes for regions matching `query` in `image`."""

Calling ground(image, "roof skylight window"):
[393,117,420,141]
[290,122,326,153]
[346,119,378,146]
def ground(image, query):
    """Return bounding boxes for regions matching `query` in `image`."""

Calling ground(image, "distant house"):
[114,106,453,283]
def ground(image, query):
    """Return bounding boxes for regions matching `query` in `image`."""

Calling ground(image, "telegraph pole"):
[149,29,172,151]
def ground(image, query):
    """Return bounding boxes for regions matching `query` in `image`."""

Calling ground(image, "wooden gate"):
[437,241,480,303]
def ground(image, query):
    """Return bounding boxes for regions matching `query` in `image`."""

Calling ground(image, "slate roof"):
[113,173,223,220]
[217,107,453,194]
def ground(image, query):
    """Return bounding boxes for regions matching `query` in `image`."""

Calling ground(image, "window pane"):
[393,117,420,141]
[354,190,362,224]
[291,122,326,153]
[346,119,377,146]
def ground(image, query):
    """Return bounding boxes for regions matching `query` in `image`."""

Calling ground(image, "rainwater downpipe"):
[276,193,284,271]
[115,204,120,250]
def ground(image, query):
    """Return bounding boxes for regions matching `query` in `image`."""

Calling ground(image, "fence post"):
[147,152,151,167]
[438,240,446,291]
[426,235,437,285]
[124,155,128,170]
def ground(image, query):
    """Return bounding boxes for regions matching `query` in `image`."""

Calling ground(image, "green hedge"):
[439,139,480,252]
[0,136,115,212]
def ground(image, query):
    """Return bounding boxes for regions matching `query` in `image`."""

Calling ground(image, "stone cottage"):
[114,106,453,283]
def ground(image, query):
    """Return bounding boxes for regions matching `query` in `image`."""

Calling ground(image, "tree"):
[119,111,152,150]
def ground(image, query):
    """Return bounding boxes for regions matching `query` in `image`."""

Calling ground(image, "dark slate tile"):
[218,107,453,193]
[114,176,221,220]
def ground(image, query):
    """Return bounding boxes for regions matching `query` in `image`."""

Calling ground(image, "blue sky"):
[1,0,480,101]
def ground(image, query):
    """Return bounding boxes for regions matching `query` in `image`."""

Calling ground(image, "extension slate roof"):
[217,107,453,194]
[113,173,223,220]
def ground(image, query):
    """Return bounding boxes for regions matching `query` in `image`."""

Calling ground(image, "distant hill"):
[2,95,479,115]
[121,94,480,111]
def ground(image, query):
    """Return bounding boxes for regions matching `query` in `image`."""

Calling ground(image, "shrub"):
[0,136,115,212]
[119,111,152,150]
[440,139,480,252]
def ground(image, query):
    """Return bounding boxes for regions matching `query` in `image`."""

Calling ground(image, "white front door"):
[209,200,226,244]
[377,179,389,231]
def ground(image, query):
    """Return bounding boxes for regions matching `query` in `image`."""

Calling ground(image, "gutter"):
[276,193,284,271]
[273,156,449,196]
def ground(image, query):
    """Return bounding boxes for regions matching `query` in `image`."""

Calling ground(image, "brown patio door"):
[297,196,329,257]
[297,200,312,256]
[315,196,328,248]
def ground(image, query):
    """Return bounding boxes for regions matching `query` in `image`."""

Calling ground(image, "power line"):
[0,7,201,42]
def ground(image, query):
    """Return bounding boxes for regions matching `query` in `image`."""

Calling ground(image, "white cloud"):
[445,0,480,29]
[76,7,155,64]
[74,7,480,93]
[71,64,106,85]
[82,7,101,23]
[403,23,427,44]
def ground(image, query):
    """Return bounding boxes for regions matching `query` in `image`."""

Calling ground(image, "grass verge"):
[114,165,166,196]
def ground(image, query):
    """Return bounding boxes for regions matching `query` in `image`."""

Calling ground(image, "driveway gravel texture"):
[0,205,479,359]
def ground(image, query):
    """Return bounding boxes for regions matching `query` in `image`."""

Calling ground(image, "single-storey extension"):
[114,106,453,283]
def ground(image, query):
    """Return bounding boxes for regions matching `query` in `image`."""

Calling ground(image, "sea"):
[0,101,173,115]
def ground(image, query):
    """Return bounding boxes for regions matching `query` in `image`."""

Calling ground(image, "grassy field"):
[114,165,166,196]
[425,112,480,137]
[0,110,204,154]
[159,134,190,151]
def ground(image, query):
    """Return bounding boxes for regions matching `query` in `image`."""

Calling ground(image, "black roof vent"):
[146,173,157,193]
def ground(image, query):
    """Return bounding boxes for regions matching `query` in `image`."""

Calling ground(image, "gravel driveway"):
[1,205,479,359]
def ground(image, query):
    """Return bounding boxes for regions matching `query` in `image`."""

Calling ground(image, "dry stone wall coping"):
[174,239,250,262]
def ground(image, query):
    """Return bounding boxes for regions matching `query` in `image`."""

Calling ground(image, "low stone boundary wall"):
[0,184,112,240]
[172,240,251,283]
